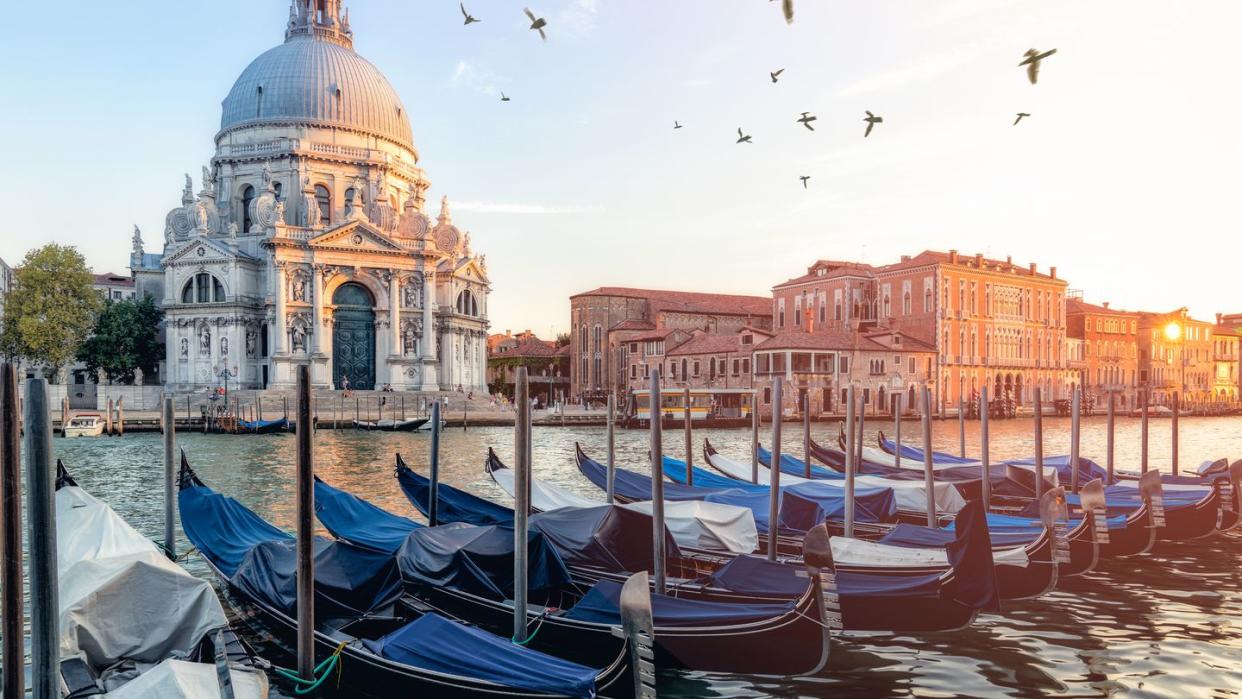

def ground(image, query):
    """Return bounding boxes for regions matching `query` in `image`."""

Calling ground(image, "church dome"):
[218,30,414,153]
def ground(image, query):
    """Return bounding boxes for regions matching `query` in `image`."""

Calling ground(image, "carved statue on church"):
[179,337,189,358]
[220,337,229,357]
[227,221,239,239]
[182,174,194,206]
[290,326,306,353]
[246,329,257,357]
[261,161,274,192]
[249,161,281,234]
[132,226,143,255]
[202,165,216,194]
[199,325,211,355]
[292,276,307,302]
[403,326,417,355]
[403,281,418,308]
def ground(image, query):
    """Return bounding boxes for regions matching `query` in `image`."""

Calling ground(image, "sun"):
[1163,322,1182,342]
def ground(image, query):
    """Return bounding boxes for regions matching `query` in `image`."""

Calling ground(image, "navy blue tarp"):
[879,522,1037,549]
[179,481,290,577]
[397,456,512,526]
[879,436,974,464]
[232,538,404,618]
[563,579,796,627]
[707,554,945,599]
[315,477,420,554]
[877,435,1114,487]
[529,506,682,574]
[361,613,598,698]
[944,500,999,612]
[395,521,573,601]
[237,417,288,432]
[754,446,842,480]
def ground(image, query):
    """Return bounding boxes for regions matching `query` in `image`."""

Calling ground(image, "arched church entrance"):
[332,283,376,390]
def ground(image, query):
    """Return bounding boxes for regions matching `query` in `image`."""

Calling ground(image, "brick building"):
[1211,318,1240,402]
[623,326,772,393]
[1137,308,1214,406]
[486,334,569,404]
[1066,297,1140,409]
[569,287,771,400]
[772,250,1073,414]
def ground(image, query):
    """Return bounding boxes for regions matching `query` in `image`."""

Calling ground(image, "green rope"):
[511,613,547,646]
[273,641,347,695]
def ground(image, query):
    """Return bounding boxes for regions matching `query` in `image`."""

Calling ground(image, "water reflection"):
[51,415,1242,697]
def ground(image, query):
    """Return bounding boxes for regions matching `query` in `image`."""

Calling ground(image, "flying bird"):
[863,111,882,138]
[1019,48,1057,85]
[796,112,817,131]
[1013,112,1030,125]
[674,121,683,129]
[800,175,810,189]
[771,0,794,24]
[770,68,785,84]
[736,128,752,144]
[460,3,479,24]
[500,92,510,102]
[524,7,547,40]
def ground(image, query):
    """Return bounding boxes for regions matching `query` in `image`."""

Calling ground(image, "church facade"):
[132,1,489,392]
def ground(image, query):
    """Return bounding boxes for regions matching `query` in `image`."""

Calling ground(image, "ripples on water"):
[50,415,1242,697]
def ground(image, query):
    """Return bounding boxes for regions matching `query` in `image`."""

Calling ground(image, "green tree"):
[77,296,164,384]
[1,245,100,375]
[555,332,571,348]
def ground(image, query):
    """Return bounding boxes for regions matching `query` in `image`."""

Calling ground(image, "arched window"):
[241,185,255,233]
[456,290,478,316]
[273,181,283,202]
[181,272,225,304]
[314,185,331,224]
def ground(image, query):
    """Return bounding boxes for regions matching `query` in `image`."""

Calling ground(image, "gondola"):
[177,455,631,698]
[874,432,1112,487]
[353,417,430,431]
[394,454,999,632]
[237,416,289,434]
[313,473,834,675]
[54,460,269,698]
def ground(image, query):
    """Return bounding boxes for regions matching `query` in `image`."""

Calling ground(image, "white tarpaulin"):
[706,448,968,515]
[489,466,759,553]
[830,535,1029,569]
[56,485,228,669]
[105,659,269,699]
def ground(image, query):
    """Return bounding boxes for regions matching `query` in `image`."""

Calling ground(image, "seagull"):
[800,175,810,189]
[1019,48,1057,85]
[674,121,683,129]
[736,128,752,144]
[1013,112,1030,125]
[796,112,817,131]
[460,3,479,24]
[770,68,785,83]
[524,7,547,40]
[770,0,794,24]
[500,92,510,102]
[863,110,882,138]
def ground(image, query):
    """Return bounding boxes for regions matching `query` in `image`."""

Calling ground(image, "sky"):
[2,1,1240,336]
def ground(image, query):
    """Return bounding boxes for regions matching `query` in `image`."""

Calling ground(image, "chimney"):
[974,253,983,267]
[1006,255,1012,267]
[1050,266,1057,279]
[1102,302,1110,309]
[1029,262,1036,275]
[901,255,911,263]
[949,250,958,264]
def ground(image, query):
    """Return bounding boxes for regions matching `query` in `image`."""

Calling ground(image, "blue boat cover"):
[395,522,572,601]
[315,477,421,554]
[529,506,682,573]
[779,481,896,531]
[179,482,290,577]
[754,446,842,480]
[397,457,513,526]
[879,436,974,464]
[878,436,1115,487]
[879,522,1037,549]
[944,500,999,612]
[562,579,796,627]
[361,613,598,698]
[707,554,945,599]
[237,417,288,431]
[232,537,404,618]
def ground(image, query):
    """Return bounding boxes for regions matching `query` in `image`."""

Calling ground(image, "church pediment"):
[448,256,490,286]
[164,236,253,265]
[308,222,406,253]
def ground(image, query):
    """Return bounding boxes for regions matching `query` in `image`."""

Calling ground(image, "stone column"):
[275,262,287,354]
[311,264,325,355]
[390,273,401,356]
[421,271,436,360]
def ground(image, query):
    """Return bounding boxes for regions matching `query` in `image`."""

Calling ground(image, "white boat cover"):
[830,535,1029,569]
[56,486,228,670]
[489,467,759,553]
[707,449,968,515]
[106,659,269,699]
[858,445,1058,482]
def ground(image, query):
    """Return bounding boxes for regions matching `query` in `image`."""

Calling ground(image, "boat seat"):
[60,655,103,698]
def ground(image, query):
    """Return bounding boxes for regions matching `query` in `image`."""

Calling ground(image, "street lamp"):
[217,363,239,399]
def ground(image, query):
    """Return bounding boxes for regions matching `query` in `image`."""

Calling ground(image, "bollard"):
[25,378,58,699]
[163,398,176,559]
[921,386,936,528]
[1034,388,1045,501]
[513,368,531,643]
[768,381,783,559]
[844,385,856,538]
[980,386,991,511]
[429,400,442,527]
[649,370,667,594]
[1,365,24,698]
[294,365,315,682]
[606,393,616,503]
[1070,386,1081,493]
[683,387,693,486]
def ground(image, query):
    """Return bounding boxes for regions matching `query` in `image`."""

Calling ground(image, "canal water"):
[49,415,1242,697]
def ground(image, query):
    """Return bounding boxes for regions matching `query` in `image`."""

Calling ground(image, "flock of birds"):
[455,3,1057,191]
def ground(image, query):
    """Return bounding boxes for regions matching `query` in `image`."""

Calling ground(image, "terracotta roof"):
[754,329,935,353]
[554,344,573,356]
[1066,298,1137,316]
[629,328,682,342]
[775,262,876,289]
[609,319,656,332]
[491,337,558,358]
[877,250,1065,283]
[1213,325,1242,336]
[93,273,134,287]
[667,333,744,356]
[572,287,770,317]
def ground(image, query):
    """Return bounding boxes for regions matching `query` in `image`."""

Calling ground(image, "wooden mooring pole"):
[25,377,58,699]
[606,393,616,503]
[294,365,315,683]
[513,368,531,643]
[163,398,176,559]
[768,381,783,559]
[1,365,24,698]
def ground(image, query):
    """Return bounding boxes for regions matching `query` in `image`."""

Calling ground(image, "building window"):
[241,185,255,232]
[692,360,701,377]
[681,358,688,379]
[630,364,637,379]
[732,359,740,375]
[181,272,225,304]
[763,387,771,404]
[315,184,331,223]
[839,356,850,374]
[456,290,479,316]
[670,362,678,379]
[742,358,751,375]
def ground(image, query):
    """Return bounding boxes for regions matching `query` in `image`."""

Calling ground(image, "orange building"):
[772,250,1073,414]
[1066,297,1140,409]
[1211,319,1240,402]
[1137,308,1214,406]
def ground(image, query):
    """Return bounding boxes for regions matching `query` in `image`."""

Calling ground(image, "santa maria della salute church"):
[130,0,490,392]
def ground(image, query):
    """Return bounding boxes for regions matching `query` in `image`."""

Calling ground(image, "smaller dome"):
[433,222,461,253]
